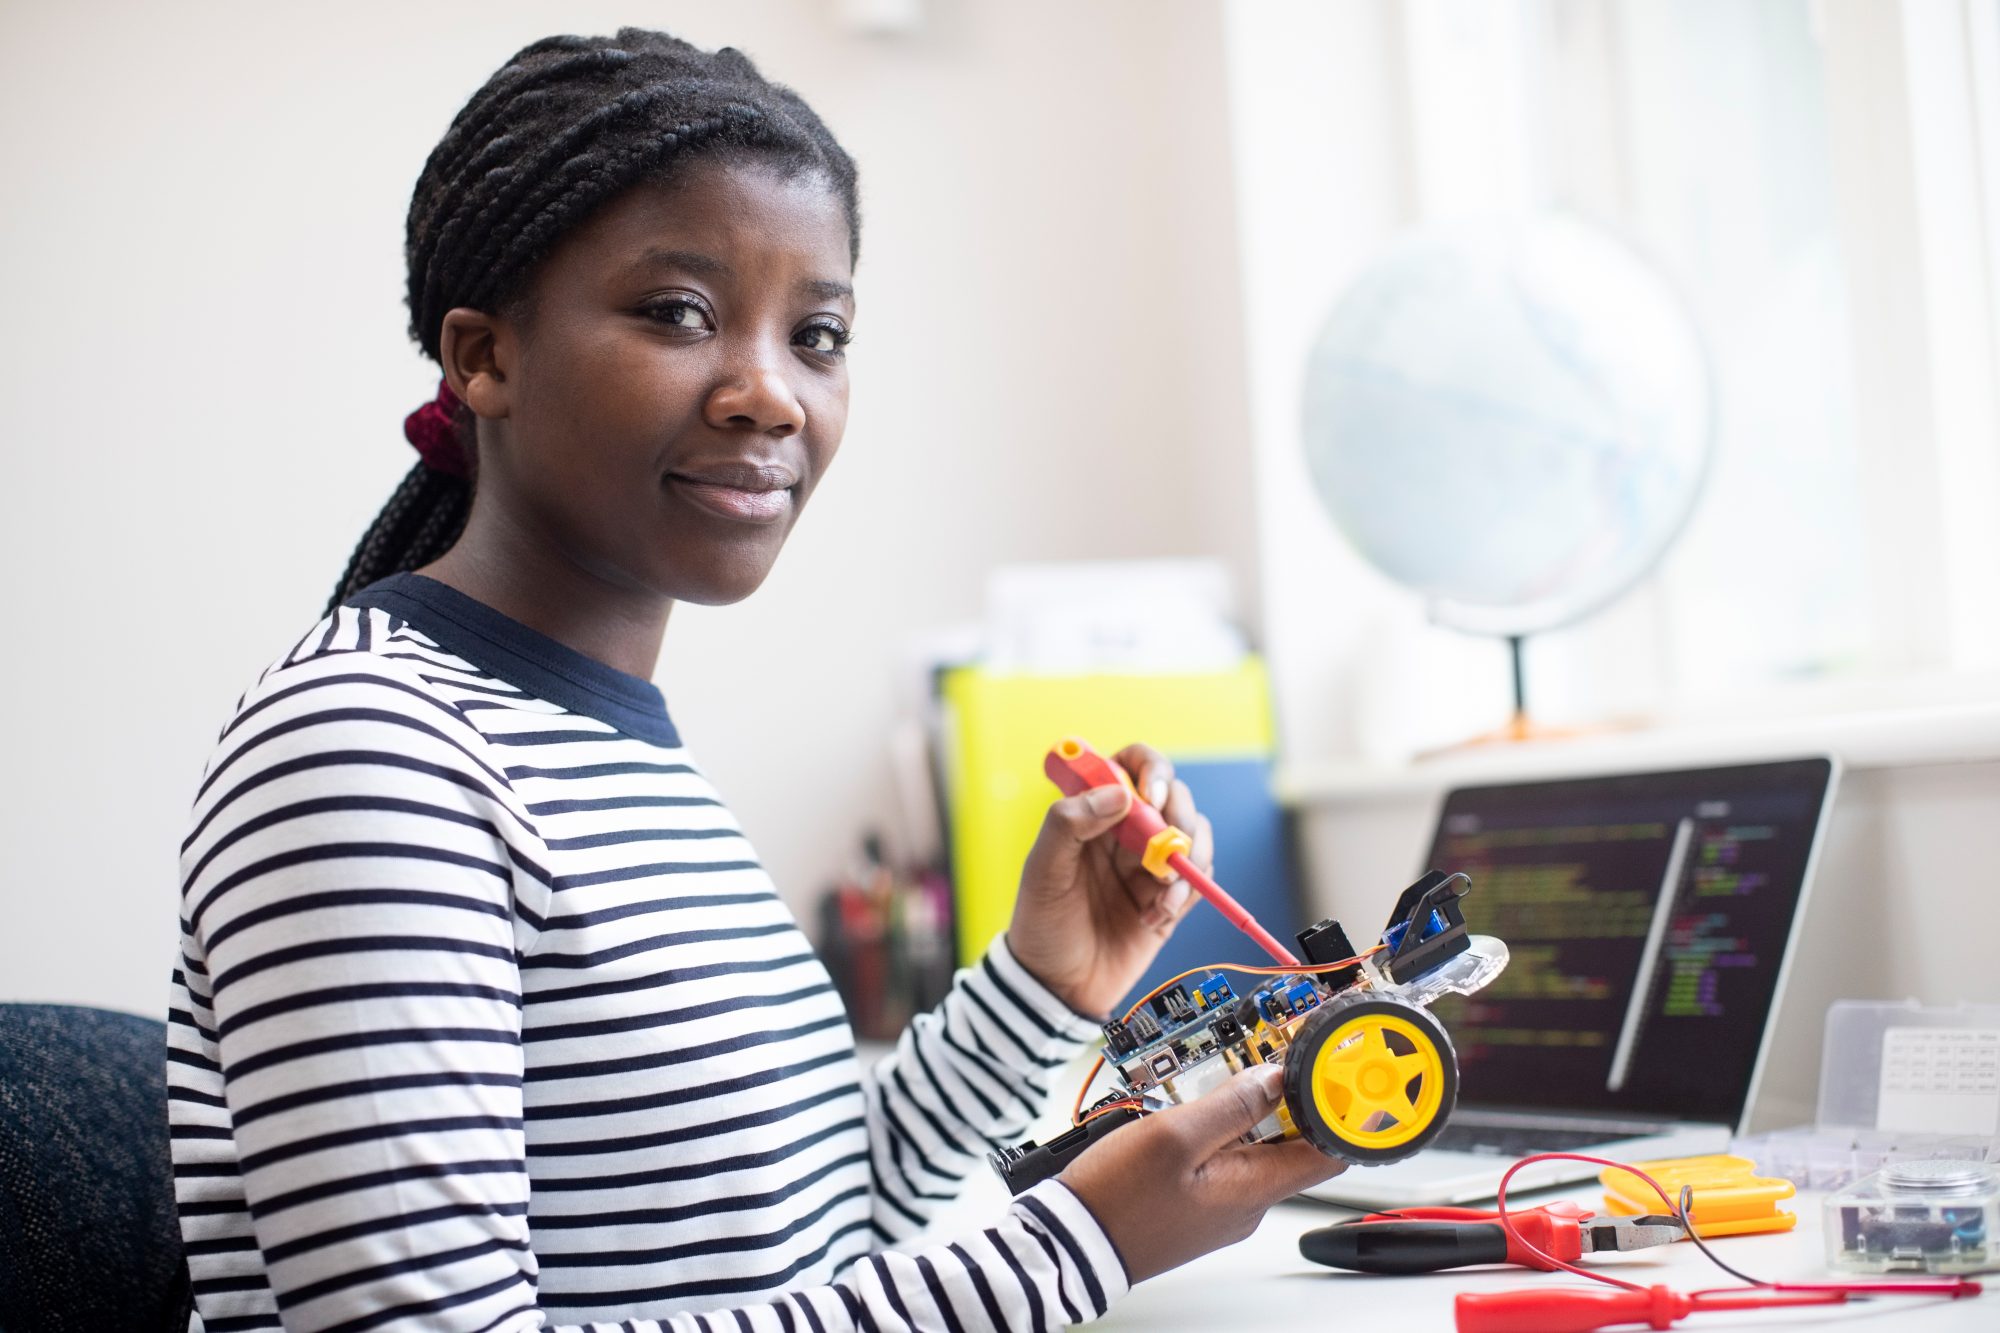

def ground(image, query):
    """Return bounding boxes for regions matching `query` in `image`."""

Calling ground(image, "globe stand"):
[1508,634,1528,735]
[1449,635,1596,750]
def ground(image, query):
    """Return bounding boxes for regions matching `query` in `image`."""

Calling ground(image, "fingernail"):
[1164,879,1191,912]
[1148,777,1168,807]
[1232,1056,1280,1096]
[1086,785,1130,816]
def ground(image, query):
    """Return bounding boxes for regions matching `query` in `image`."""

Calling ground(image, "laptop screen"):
[1423,758,1835,1128]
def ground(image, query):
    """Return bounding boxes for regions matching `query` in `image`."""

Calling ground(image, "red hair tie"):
[404,379,469,478]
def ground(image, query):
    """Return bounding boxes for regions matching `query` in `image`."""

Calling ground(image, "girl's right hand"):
[1058,1063,1346,1284]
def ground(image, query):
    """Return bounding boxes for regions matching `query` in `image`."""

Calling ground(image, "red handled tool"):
[1044,738,1300,965]
[1454,1285,1854,1333]
[1301,1203,1682,1275]
[1457,1280,1982,1332]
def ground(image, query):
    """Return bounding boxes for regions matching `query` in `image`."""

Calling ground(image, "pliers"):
[1299,1202,1685,1275]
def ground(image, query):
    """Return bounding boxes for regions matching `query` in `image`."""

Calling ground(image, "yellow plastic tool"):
[1601,1154,1797,1237]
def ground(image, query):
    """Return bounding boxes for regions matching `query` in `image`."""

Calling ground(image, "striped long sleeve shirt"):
[167,572,1127,1332]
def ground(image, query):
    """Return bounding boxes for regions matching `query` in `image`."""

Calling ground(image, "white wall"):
[1220,0,1428,762]
[0,0,1256,1018]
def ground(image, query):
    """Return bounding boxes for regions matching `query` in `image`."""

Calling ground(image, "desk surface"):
[1098,1188,1990,1331]
[916,1173,1990,1330]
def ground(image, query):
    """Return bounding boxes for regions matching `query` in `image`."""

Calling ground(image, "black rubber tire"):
[1281,994,1459,1165]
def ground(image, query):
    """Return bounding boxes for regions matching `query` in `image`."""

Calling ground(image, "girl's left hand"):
[1006,742,1214,1018]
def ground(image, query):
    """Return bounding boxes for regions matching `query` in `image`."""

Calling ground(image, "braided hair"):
[325,29,860,613]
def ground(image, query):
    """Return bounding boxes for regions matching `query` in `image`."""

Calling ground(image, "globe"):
[1302,215,1713,640]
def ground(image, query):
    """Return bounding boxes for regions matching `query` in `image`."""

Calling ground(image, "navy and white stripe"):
[168,573,1125,1332]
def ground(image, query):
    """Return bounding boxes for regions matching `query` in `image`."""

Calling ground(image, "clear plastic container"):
[1730,1000,2000,1190]
[1825,1157,2000,1274]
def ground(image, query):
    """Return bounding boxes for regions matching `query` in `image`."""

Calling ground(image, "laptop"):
[1307,756,1839,1209]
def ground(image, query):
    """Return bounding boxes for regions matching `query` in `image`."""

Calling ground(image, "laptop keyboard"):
[1430,1122,1642,1156]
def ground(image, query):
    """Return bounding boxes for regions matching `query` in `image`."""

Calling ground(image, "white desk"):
[915,1173,1992,1330]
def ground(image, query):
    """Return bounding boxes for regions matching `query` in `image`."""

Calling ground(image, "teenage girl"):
[167,29,1340,1331]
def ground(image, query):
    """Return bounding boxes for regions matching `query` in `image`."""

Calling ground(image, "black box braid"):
[326,28,860,614]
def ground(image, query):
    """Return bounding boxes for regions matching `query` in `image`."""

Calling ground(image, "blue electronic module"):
[1190,974,1234,1010]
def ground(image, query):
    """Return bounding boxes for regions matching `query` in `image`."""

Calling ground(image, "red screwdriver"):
[1456,1279,1983,1332]
[1044,737,1300,966]
[1455,1286,1851,1332]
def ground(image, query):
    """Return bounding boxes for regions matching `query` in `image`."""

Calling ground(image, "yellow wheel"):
[1281,995,1458,1164]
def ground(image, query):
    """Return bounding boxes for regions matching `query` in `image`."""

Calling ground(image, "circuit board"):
[1100,968,1339,1143]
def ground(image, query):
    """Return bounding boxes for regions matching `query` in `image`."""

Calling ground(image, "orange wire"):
[1069,1056,1108,1125]
[1068,947,1387,1124]
[1076,1099,1144,1127]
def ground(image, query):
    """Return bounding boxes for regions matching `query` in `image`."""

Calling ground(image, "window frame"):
[1224,0,2000,767]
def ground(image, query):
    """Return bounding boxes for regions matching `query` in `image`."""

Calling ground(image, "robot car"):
[991,869,1509,1193]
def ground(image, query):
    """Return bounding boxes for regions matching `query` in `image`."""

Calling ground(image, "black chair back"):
[0,1003,192,1332]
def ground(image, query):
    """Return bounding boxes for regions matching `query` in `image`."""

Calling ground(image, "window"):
[1226,0,2000,760]
[1539,0,1865,697]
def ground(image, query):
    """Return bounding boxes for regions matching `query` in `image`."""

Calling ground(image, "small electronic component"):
[1100,1017,1138,1060]
[1827,1159,2000,1274]
[1153,985,1196,1024]
[1296,918,1362,988]
[1190,974,1233,1010]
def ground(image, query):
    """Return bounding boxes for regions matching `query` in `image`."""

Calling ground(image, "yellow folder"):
[938,659,1275,965]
